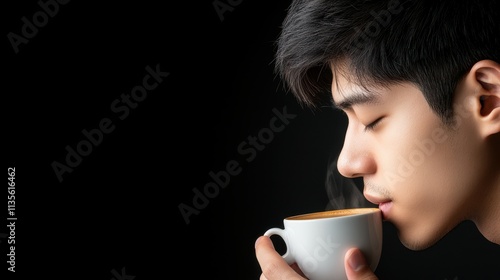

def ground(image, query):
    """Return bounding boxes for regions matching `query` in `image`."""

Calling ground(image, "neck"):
[474,171,500,245]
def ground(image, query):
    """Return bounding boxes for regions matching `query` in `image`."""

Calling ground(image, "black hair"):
[275,0,500,124]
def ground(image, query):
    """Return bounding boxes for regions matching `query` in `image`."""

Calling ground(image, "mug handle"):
[264,228,294,264]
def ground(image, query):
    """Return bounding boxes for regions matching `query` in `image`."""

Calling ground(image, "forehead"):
[329,63,380,101]
[328,62,429,112]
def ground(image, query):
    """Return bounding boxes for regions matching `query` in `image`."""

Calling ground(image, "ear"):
[468,60,500,138]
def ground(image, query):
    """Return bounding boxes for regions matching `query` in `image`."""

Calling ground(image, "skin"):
[255,60,500,279]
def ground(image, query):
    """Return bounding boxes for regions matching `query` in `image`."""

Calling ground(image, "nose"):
[336,126,376,178]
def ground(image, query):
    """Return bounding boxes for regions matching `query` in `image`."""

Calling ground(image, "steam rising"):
[324,157,374,210]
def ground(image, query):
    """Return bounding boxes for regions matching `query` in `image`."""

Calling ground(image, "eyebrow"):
[332,91,381,110]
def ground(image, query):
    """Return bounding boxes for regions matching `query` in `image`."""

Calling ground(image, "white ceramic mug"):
[264,208,383,280]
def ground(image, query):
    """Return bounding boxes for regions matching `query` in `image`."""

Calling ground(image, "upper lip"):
[364,192,392,205]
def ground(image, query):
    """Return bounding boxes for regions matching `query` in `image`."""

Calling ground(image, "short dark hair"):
[275,0,500,124]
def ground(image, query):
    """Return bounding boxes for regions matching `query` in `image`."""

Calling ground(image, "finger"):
[290,263,307,278]
[344,248,379,280]
[255,236,307,280]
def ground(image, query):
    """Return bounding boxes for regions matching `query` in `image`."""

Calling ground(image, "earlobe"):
[471,60,500,137]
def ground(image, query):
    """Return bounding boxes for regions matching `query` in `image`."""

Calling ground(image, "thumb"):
[344,248,379,280]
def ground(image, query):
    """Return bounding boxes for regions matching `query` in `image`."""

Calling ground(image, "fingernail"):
[348,249,367,272]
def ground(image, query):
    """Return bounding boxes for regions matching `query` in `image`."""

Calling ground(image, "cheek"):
[375,113,435,187]
[371,92,482,216]
[375,112,456,203]
[381,121,481,219]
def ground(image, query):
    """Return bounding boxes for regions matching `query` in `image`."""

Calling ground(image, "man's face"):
[331,69,490,250]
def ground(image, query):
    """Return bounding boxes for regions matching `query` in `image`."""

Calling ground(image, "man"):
[255,0,500,279]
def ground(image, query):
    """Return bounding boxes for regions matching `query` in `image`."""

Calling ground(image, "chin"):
[396,228,449,251]
[398,237,435,251]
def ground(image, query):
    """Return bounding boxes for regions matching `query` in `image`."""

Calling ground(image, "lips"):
[364,192,392,220]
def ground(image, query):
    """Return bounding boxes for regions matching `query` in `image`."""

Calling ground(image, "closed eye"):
[364,117,384,132]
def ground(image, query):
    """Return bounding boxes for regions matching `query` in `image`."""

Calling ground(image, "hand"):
[255,236,379,280]
[255,235,307,280]
[344,248,379,280]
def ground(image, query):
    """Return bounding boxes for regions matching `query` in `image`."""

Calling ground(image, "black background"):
[4,1,500,279]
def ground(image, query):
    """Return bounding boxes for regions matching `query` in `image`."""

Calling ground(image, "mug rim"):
[285,207,380,221]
